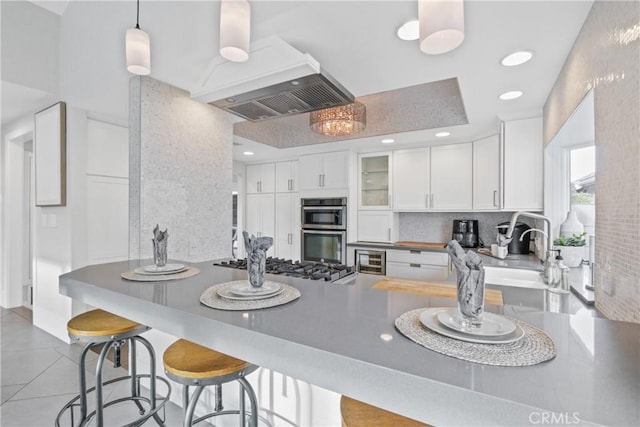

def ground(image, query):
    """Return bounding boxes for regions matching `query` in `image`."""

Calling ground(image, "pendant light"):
[418,0,465,55]
[220,0,251,62]
[310,102,366,136]
[126,0,151,75]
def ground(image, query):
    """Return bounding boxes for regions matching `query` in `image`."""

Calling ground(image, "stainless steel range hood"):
[191,36,354,122]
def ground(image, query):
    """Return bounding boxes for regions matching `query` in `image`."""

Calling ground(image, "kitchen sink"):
[484,266,547,289]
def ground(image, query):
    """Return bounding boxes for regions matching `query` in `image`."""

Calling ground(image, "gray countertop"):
[59,260,638,426]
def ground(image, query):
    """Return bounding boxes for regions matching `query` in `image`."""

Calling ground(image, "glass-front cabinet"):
[359,152,392,209]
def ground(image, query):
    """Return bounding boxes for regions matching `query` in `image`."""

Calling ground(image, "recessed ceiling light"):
[435,132,450,137]
[243,151,254,156]
[501,51,534,67]
[380,333,393,342]
[290,80,300,86]
[381,138,395,144]
[396,20,419,41]
[499,91,523,100]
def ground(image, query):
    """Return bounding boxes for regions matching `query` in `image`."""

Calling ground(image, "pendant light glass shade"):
[310,102,366,136]
[220,0,251,62]
[126,28,151,75]
[418,0,465,55]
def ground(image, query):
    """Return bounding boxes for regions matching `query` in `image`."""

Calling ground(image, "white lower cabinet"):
[385,249,449,281]
[245,193,275,256]
[357,211,394,243]
[275,193,299,260]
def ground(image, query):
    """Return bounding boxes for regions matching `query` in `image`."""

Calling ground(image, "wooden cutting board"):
[393,241,447,249]
[373,277,504,306]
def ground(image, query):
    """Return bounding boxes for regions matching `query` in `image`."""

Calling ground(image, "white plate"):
[229,281,283,297]
[436,308,516,337]
[217,286,285,301]
[420,308,525,344]
[135,264,187,275]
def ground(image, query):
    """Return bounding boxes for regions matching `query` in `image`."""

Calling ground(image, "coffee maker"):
[452,220,479,248]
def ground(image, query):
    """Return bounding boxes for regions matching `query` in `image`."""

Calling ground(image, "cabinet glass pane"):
[361,155,389,207]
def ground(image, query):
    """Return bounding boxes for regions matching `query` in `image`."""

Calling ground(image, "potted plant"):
[553,232,587,267]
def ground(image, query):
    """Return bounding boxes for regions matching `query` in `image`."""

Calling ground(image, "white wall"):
[32,106,89,341]
[1,1,60,94]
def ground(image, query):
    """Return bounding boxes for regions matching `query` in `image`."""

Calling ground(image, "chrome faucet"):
[506,212,555,282]
[519,227,548,242]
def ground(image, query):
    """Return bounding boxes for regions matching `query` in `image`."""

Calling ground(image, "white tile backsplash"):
[129,77,233,262]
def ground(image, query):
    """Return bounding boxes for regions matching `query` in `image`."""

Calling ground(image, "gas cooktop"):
[214,258,356,282]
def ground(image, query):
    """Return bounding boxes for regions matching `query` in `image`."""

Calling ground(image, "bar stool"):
[340,396,429,427]
[163,339,260,427]
[55,309,171,427]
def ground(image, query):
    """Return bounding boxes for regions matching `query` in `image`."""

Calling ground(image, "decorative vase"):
[560,209,584,238]
[556,246,584,268]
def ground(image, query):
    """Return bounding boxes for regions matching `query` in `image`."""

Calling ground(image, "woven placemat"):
[121,266,200,282]
[395,308,556,366]
[200,281,300,311]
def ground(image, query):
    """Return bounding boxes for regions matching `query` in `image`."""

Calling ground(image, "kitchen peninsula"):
[60,260,639,426]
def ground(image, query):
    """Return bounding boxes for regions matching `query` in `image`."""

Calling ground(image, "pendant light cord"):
[135,0,140,29]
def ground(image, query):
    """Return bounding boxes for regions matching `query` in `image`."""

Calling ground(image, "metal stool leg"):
[238,376,259,427]
[184,385,205,427]
[95,341,115,427]
[133,335,165,426]
[78,342,94,423]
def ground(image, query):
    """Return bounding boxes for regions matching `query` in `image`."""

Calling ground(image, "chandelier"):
[310,102,366,136]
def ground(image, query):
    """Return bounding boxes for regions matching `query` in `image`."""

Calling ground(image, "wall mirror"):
[34,102,66,206]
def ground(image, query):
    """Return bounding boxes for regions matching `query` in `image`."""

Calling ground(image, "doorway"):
[2,130,35,309]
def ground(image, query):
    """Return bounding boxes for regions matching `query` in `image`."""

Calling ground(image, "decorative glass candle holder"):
[153,238,168,267]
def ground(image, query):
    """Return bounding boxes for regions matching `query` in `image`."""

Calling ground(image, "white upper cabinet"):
[473,134,501,210]
[298,151,349,191]
[502,117,543,211]
[275,161,298,193]
[359,152,392,209]
[246,163,275,194]
[393,148,430,210]
[430,143,473,210]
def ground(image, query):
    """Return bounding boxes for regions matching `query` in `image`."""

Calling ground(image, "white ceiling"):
[15,0,594,162]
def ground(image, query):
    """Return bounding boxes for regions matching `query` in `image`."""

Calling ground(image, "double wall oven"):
[301,198,347,265]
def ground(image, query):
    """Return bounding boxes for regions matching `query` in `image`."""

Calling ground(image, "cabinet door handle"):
[388,228,391,241]
[291,179,294,191]
[410,263,421,268]
[430,193,434,208]
[493,190,498,207]
[318,174,322,187]
[322,174,325,187]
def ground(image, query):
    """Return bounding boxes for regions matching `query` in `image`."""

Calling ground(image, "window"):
[568,145,595,235]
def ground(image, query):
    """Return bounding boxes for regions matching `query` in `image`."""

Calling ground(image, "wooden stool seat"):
[163,339,250,380]
[340,396,429,427]
[67,309,143,338]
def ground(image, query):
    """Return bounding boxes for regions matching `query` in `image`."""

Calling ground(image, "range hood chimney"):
[191,36,354,122]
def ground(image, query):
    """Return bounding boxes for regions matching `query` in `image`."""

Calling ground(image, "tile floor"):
[0,307,186,427]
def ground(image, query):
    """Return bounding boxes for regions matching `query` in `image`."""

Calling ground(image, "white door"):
[503,117,543,210]
[357,211,393,243]
[473,135,501,210]
[431,143,473,210]
[246,194,275,256]
[275,193,299,260]
[322,152,349,189]
[298,154,324,190]
[275,161,298,192]
[393,148,430,210]
[246,163,275,194]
